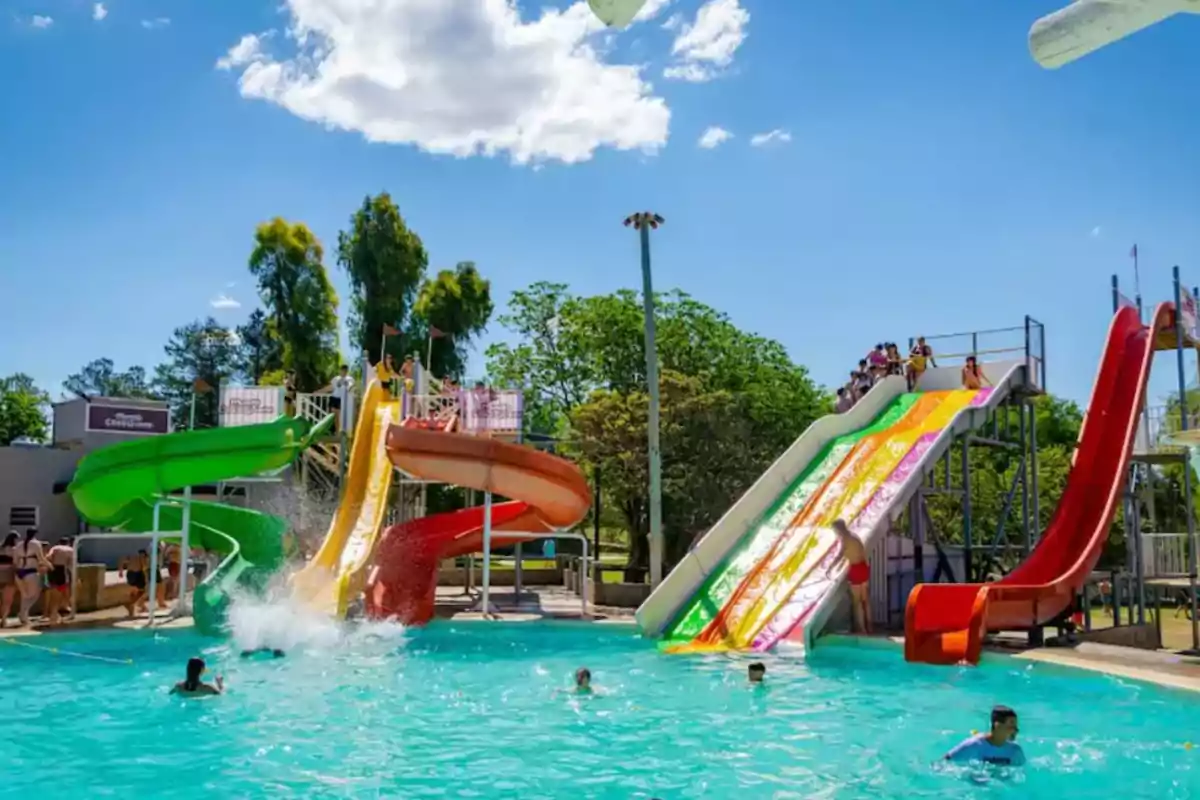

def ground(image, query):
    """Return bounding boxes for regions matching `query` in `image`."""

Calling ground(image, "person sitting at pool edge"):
[171,657,224,697]
[944,706,1025,766]
[748,662,766,684]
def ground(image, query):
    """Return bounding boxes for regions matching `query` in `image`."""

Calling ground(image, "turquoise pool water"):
[2,620,1196,798]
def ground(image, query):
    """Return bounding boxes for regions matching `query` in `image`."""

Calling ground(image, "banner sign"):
[86,403,170,435]
[220,386,285,427]
[459,388,523,433]
[1181,285,1200,342]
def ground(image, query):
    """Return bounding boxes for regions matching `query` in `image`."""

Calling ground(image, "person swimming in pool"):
[944,706,1026,766]
[748,662,766,684]
[574,667,593,694]
[171,657,224,697]
[830,519,871,634]
[240,647,286,659]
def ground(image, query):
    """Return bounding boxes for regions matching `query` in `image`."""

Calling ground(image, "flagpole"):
[426,332,434,374]
[380,329,388,366]
[1133,244,1141,304]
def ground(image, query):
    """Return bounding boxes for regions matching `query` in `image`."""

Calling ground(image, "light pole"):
[623,211,664,588]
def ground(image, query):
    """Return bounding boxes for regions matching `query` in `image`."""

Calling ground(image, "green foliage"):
[235,308,281,384]
[491,282,830,568]
[63,358,156,400]
[337,193,493,378]
[152,319,242,429]
[249,218,341,391]
[0,373,50,445]
[337,192,428,365]
[412,261,493,379]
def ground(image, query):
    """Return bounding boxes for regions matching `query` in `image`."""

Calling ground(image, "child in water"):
[574,667,593,694]
[944,706,1026,766]
[748,662,766,684]
[171,657,224,697]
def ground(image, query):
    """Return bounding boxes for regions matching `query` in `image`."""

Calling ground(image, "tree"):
[337,192,428,365]
[235,309,281,384]
[0,373,50,445]
[490,283,830,568]
[249,218,340,391]
[153,318,243,429]
[412,261,494,379]
[63,358,155,400]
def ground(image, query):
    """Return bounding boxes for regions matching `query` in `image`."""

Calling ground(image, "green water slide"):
[68,415,330,635]
[662,393,919,643]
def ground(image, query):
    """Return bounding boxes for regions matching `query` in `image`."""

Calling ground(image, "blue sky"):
[2,0,1199,409]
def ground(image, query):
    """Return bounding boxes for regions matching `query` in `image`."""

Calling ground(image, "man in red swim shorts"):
[831,519,872,634]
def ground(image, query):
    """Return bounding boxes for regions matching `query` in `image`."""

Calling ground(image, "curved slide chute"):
[291,381,399,618]
[364,426,591,625]
[68,414,329,634]
[905,304,1167,665]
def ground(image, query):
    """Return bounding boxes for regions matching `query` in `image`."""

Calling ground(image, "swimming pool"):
[2,617,1195,798]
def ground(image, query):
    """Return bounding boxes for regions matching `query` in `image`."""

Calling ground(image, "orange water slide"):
[904,303,1171,665]
[364,426,591,625]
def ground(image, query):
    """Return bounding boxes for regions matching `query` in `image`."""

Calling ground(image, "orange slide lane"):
[905,303,1170,665]
[677,392,949,651]
[364,426,591,625]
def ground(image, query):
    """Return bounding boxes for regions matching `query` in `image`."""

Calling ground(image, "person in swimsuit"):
[962,355,990,391]
[944,706,1026,766]
[886,343,904,376]
[907,336,936,390]
[15,528,49,626]
[162,542,182,602]
[43,537,75,626]
[0,532,19,628]
[171,657,224,697]
[574,667,593,695]
[119,549,151,617]
[830,519,872,634]
[748,662,766,684]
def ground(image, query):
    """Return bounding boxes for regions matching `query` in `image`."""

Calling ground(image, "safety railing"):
[1141,533,1193,578]
[909,316,1045,392]
[296,393,334,425]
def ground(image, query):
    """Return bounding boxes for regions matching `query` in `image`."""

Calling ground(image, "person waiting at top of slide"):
[374,353,398,396]
[962,355,991,391]
[907,336,937,389]
[834,387,853,414]
[867,343,888,373]
[944,706,1026,766]
[319,364,354,431]
[828,519,871,634]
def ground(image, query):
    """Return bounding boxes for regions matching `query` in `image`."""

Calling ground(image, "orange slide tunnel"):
[364,425,591,625]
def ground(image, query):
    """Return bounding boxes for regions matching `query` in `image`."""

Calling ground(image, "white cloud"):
[210,294,242,310]
[31,15,53,29]
[663,0,748,82]
[92,3,108,21]
[1090,225,1102,238]
[216,0,671,166]
[662,13,683,31]
[697,126,731,149]
[226,280,238,288]
[750,128,791,147]
[217,33,270,71]
[141,17,170,30]
[635,0,672,22]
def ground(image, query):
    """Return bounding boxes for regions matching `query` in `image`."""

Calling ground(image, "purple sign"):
[86,404,170,435]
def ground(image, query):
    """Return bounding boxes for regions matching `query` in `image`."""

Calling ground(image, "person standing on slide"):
[830,519,871,634]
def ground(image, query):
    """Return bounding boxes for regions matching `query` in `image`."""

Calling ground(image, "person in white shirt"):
[324,364,355,431]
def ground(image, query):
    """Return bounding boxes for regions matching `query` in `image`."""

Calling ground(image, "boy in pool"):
[944,706,1026,766]
[748,662,766,683]
[171,657,224,697]
[574,667,593,694]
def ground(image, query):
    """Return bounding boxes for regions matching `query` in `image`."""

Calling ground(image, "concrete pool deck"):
[5,585,1199,694]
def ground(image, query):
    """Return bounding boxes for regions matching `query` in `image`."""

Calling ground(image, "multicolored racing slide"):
[640,362,1027,653]
[68,414,330,634]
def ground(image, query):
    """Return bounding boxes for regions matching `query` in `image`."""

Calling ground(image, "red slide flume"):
[905,303,1171,665]
[364,425,591,625]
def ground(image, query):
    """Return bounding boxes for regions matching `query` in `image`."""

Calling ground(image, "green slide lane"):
[662,394,919,643]
[68,415,330,635]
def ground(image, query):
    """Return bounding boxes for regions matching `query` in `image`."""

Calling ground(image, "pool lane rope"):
[1,637,134,665]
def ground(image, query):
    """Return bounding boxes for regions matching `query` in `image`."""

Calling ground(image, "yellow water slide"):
[291,381,399,617]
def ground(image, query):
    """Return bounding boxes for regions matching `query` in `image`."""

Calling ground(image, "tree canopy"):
[338,193,493,377]
[152,319,243,429]
[488,282,830,567]
[63,358,156,400]
[0,373,50,445]
[249,217,341,391]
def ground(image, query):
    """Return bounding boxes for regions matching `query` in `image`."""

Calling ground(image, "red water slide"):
[904,303,1172,665]
[364,426,591,625]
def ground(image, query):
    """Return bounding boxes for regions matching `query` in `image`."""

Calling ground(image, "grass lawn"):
[1085,607,1200,652]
